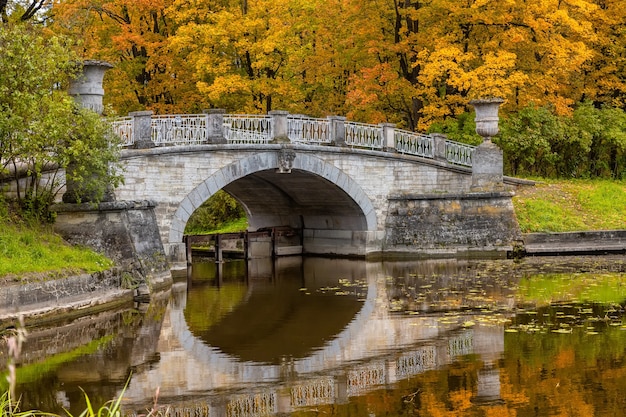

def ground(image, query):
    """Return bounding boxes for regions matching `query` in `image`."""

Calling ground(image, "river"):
[2,255,626,416]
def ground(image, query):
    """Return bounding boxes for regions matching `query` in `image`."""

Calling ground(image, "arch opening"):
[170,152,378,258]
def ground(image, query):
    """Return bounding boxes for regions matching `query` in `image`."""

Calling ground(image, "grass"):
[0,220,112,281]
[185,217,248,235]
[513,179,626,233]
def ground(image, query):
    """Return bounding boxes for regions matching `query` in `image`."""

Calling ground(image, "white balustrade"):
[395,129,434,157]
[287,115,332,144]
[110,117,134,146]
[396,346,437,378]
[151,114,209,146]
[446,140,475,167]
[447,330,473,359]
[344,121,384,149]
[346,363,386,396]
[111,112,475,167]
[224,114,273,144]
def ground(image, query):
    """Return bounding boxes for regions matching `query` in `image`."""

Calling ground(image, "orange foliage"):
[48,0,626,129]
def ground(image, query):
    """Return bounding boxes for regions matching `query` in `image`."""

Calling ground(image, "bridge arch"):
[168,150,378,246]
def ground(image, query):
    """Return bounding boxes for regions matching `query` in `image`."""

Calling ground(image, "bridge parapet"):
[110,110,475,167]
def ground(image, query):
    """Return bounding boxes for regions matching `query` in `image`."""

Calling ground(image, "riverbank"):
[1,178,624,325]
[513,178,626,232]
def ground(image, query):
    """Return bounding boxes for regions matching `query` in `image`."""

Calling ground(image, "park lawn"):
[512,179,626,233]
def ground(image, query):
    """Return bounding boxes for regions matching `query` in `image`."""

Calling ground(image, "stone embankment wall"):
[0,270,133,326]
[523,230,626,255]
[384,191,523,257]
[52,200,173,293]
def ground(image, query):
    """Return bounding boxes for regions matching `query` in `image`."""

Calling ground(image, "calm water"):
[2,256,626,416]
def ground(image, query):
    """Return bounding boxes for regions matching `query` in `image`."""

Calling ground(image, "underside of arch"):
[168,151,377,247]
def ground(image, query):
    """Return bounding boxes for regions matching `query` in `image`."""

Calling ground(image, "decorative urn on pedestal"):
[63,60,114,203]
[469,98,505,191]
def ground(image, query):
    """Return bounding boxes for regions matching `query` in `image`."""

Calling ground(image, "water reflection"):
[184,257,366,363]
[2,256,625,416]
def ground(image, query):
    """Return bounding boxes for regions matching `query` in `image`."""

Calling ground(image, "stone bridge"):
[111,110,522,266]
[42,63,522,269]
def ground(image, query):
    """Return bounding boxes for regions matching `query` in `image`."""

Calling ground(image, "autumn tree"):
[49,0,626,141]
[171,0,331,114]
[50,0,203,115]
[0,0,52,22]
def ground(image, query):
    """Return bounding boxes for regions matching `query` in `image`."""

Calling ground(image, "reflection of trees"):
[501,327,626,416]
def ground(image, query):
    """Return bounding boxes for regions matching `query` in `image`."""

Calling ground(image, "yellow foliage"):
[49,0,626,127]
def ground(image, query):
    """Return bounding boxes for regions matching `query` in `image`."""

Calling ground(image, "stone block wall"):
[52,200,172,293]
[384,192,522,257]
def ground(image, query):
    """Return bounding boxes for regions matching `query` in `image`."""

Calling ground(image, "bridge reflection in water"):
[121,257,510,415]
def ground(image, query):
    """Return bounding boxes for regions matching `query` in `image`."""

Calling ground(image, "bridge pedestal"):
[384,192,522,257]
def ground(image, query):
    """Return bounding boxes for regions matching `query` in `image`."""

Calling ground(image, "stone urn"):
[64,60,115,203]
[68,60,114,115]
[470,98,504,142]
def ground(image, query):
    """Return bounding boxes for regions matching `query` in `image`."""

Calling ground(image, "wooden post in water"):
[243,231,249,260]
[271,227,277,258]
[184,235,192,265]
[215,234,223,263]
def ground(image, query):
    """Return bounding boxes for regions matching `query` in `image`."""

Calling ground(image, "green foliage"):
[427,112,482,145]
[0,22,123,220]
[61,108,123,206]
[499,103,626,179]
[185,191,247,235]
[499,105,562,177]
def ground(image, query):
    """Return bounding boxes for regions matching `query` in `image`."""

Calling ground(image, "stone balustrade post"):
[431,133,448,162]
[380,123,396,151]
[328,116,346,146]
[130,110,155,149]
[203,108,226,144]
[269,110,290,143]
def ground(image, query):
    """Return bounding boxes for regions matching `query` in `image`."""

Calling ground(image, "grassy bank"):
[0,214,112,281]
[513,179,626,233]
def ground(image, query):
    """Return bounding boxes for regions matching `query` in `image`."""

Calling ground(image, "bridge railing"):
[395,129,434,158]
[110,117,134,146]
[152,114,209,145]
[445,140,475,167]
[344,121,384,149]
[224,114,273,144]
[287,115,332,144]
[112,110,475,167]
